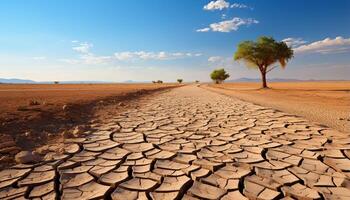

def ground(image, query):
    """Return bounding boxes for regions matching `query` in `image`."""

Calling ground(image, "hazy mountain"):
[123,80,151,83]
[0,78,36,83]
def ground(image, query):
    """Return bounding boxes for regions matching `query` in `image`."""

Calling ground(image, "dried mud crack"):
[1,85,350,199]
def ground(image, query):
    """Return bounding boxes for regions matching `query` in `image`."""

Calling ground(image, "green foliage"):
[177,79,183,83]
[234,36,293,87]
[210,68,230,84]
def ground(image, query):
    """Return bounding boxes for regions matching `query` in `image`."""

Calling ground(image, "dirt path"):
[1,85,350,199]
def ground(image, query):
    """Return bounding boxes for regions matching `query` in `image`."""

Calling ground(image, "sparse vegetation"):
[152,81,156,84]
[210,68,230,84]
[54,81,59,84]
[177,79,183,84]
[234,36,293,88]
[157,80,163,84]
[195,80,200,83]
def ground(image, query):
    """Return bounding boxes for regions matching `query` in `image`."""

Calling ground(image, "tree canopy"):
[234,36,293,88]
[210,68,230,84]
[177,79,183,83]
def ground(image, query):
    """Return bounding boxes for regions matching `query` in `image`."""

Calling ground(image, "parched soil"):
[0,83,178,166]
[0,85,349,199]
[205,81,350,133]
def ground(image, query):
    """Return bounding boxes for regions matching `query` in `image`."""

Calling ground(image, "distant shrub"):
[157,80,163,84]
[210,68,229,84]
[54,81,59,84]
[177,79,183,83]
[195,80,199,83]
[152,81,156,84]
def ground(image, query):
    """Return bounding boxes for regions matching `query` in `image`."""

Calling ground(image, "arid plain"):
[0,82,350,199]
[206,81,350,133]
[0,83,177,165]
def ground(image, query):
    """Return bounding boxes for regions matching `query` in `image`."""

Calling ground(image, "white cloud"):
[32,56,46,60]
[208,56,222,62]
[230,3,248,9]
[204,0,229,10]
[282,38,307,48]
[293,36,350,54]
[72,42,93,54]
[114,51,202,61]
[203,1,251,11]
[196,27,210,32]
[198,18,258,33]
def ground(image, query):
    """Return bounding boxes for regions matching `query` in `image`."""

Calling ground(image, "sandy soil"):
[204,81,350,133]
[0,83,177,152]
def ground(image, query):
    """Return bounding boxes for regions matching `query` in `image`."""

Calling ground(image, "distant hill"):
[0,78,36,83]
[0,78,112,84]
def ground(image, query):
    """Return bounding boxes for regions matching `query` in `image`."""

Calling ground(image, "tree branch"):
[266,65,278,73]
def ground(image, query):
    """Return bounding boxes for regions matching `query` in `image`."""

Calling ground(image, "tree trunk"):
[261,71,268,88]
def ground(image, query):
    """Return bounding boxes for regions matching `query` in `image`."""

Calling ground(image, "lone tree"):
[234,36,293,88]
[177,79,183,84]
[210,68,230,84]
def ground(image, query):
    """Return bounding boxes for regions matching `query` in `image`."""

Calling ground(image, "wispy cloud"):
[230,3,250,9]
[204,0,251,11]
[196,27,210,32]
[197,18,258,33]
[208,56,222,62]
[72,42,93,54]
[62,41,202,64]
[204,0,230,11]
[114,51,202,61]
[282,38,307,48]
[61,41,112,65]
[293,36,350,54]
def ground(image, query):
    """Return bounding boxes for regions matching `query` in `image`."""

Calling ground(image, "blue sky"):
[0,0,349,82]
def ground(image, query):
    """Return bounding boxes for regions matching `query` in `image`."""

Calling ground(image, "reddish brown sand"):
[0,83,177,150]
[204,81,350,133]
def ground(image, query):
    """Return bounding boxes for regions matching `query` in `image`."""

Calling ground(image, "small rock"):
[15,151,42,164]
[118,102,125,106]
[62,104,68,111]
[338,117,345,120]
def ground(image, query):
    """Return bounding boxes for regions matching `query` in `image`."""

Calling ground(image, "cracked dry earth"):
[1,85,350,200]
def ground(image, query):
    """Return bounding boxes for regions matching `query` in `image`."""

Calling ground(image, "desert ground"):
[0,83,177,166]
[0,84,349,199]
[205,81,350,133]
